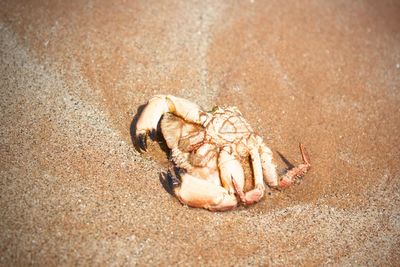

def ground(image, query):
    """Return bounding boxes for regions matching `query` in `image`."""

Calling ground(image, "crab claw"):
[135,95,204,153]
[137,133,148,152]
[167,167,182,188]
[136,129,157,152]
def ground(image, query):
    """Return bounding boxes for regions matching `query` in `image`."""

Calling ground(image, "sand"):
[1,0,399,265]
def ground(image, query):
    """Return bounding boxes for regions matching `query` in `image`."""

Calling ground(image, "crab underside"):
[136,95,311,211]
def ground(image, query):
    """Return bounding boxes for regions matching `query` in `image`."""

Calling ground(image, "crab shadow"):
[159,167,181,197]
[277,151,295,174]
[159,172,174,196]
[130,104,146,152]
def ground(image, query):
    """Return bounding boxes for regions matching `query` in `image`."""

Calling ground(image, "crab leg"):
[258,137,279,187]
[136,95,207,151]
[259,140,311,189]
[218,146,264,205]
[242,147,266,204]
[278,143,311,188]
[230,135,266,205]
[173,172,238,211]
[218,148,245,195]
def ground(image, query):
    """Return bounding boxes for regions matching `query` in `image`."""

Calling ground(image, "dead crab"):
[136,95,311,211]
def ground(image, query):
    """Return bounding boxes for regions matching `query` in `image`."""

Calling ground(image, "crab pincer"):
[136,129,157,152]
[135,95,204,153]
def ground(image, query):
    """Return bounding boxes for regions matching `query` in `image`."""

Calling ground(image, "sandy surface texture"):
[1,0,400,266]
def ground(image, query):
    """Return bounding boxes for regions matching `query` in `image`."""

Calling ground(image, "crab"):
[136,95,311,211]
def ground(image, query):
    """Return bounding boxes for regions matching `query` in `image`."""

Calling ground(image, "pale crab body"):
[136,95,311,211]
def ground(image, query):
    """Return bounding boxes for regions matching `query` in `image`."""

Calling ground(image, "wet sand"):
[1,1,399,265]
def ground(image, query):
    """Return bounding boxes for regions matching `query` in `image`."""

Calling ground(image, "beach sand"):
[1,1,399,265]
